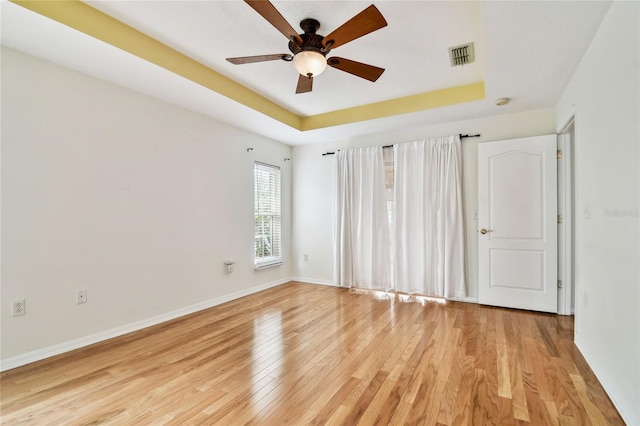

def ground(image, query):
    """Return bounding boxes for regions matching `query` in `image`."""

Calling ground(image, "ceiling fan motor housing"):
[288,18,330,57]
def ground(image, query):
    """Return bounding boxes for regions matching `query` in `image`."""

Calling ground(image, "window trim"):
[254,161,282,270]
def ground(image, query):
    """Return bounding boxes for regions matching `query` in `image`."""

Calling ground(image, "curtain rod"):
[322,133,480,156]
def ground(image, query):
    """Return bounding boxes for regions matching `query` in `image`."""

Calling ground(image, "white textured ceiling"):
[1,1,612,145]
[86,0,485,116]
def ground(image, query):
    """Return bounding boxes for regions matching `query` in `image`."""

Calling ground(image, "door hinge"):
[558,280,563,289]
[558,214,563,224]
[557,150,563,159]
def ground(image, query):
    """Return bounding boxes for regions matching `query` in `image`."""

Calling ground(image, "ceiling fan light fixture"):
[228,2,387,93]
[293,51,327,77]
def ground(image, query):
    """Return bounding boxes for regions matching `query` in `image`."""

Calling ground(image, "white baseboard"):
[574,334,637,425]
[0,278,289,372]
[447,296,480,304]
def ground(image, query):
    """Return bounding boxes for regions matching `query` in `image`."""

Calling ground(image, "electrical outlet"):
[304,253,309,261]
[76,289,87,304]
[12,299,26,317]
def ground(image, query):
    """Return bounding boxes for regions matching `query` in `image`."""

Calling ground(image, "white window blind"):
[254,162,282,269]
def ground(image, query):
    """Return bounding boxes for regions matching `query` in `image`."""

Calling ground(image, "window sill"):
[254,260,283,271]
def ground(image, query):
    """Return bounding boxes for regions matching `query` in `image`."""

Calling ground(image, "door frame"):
[557,118,576,315]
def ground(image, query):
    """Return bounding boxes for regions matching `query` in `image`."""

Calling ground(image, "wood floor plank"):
[482,308,501,425]
[0,282,624,425]
[450,354,476,425]
[496,337,512,398]
[508,352,530,422]
[498,396,517,425]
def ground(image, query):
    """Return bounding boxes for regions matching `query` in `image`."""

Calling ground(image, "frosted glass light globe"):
[293,51,327,77]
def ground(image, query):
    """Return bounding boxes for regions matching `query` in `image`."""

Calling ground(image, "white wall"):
[291,108,556,300]
[1,48,292,367]
[556,1,639,424]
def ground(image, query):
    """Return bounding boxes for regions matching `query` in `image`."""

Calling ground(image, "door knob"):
[480,228,493,234]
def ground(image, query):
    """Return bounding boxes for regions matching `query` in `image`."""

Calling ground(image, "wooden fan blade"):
[226,54,292,64]
[322,5,387,49]
[245,0,303,44]
[296,74,313,94]
[327,57,384,82]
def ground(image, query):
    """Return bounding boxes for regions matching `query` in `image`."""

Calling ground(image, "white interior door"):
[478,135,557,313]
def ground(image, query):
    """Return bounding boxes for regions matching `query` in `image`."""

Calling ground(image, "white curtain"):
[334,146,392,289]
[393,136,466,298]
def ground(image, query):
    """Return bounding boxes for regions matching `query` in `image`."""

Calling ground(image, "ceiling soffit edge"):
[302,82,485,131]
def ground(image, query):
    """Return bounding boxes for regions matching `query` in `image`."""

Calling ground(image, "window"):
[254,162,282,269]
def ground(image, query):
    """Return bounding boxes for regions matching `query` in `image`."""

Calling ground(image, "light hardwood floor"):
[1,282,623,425]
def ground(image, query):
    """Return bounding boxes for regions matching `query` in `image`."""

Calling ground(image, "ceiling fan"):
[226,1,387,94]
